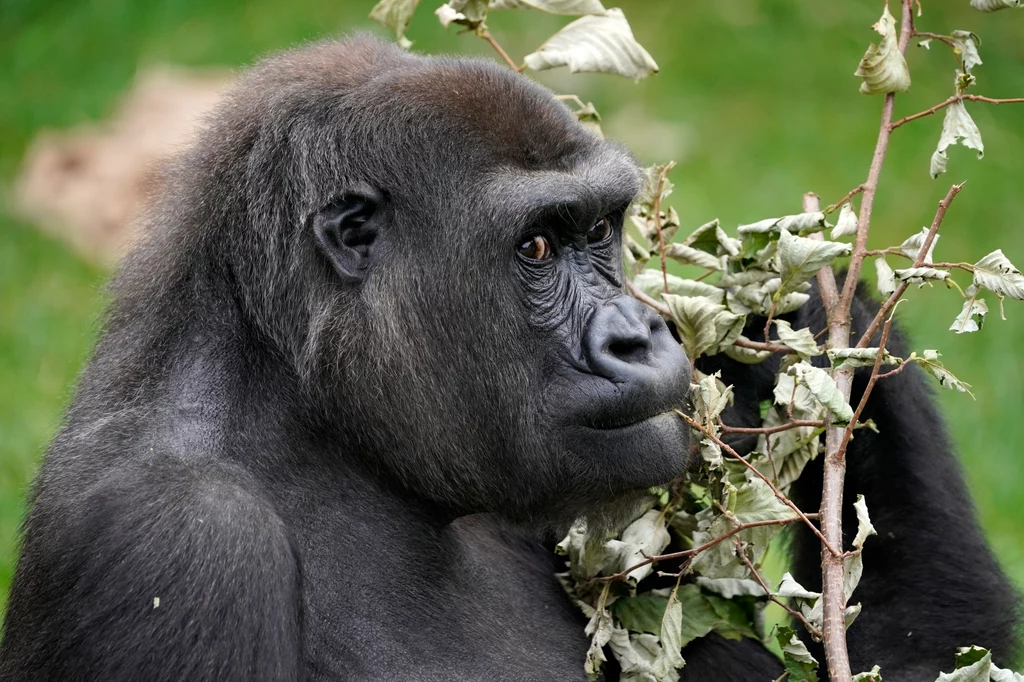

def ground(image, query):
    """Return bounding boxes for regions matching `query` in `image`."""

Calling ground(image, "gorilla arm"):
[705,286,1019,679]
[0,459,302,682]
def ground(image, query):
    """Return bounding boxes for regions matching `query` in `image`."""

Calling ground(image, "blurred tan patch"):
[13,66,232,265]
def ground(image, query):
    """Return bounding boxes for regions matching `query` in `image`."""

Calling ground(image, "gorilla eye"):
[586,217,613,244]
[517,235,553,261]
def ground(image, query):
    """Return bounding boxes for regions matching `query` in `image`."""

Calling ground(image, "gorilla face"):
[223,39,692,525]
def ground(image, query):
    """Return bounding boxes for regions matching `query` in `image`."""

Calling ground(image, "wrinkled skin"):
[0,38,1017,682]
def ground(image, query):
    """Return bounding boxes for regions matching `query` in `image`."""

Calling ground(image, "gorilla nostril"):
[607,338,650,364]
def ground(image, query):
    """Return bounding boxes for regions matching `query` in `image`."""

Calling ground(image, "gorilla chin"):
[570,410,692,490]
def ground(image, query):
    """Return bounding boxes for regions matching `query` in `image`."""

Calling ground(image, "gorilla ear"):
[312,188,382,283]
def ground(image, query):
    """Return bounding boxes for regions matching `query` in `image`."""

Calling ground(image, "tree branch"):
[821,5,914,679]
[889,94,1024,131]
[734,539,823,640]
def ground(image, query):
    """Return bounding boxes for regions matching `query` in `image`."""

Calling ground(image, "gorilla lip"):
[585,408,682,431]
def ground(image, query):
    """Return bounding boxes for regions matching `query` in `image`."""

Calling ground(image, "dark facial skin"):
[0,36,1016,682]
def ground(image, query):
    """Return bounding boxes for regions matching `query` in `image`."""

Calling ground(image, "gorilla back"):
[2,37,1017,682]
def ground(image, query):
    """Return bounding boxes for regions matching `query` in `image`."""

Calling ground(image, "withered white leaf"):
[855,5,911,95]
[523,9,659,81]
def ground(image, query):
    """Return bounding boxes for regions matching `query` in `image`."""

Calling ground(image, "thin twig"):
[720,420,826,436]
[653,163,676,295]
[837,318,894,457]
[912,30,956,49]
[478,28,522,71]
[889,94,1024,131]
[626,280,670,316]
[734,540,823,640]
[594,515,810,584]
[856,182,963,348]
[824,185,866,214]
[732,337,796,355]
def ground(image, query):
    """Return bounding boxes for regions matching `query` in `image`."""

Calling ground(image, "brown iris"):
[518,235,553,261]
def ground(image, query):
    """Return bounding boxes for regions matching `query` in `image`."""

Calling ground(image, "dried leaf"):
[900,226,939,263]
[951,30,983,73]
[950,296,988,334]
[434,0,488,28]
[831,202,858,238]
[737,212,829,236]
[912,350,972,394]
[852,495,877,549]
[790,362,854,422]
[855,5,912,95]
[774,320,822,360]
[895,267,950,286]
[523,9,659,81]
[664,243,724,271]
[971,0,1021,11]
[776,230,852,295]
[827,347,902,371]
[931,101,984,178]
[973,249,1024,299]
[369,0,421,48]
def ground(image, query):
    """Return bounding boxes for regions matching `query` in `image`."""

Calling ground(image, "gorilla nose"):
[583,296,689,384]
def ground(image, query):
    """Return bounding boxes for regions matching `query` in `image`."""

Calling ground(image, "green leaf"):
[682,219,742,258]
[523,9,659,81]
[790,362,855,423]
[971,0,1021,11]
[776,229,852,295]
[950,296,988,334]
[844,552,864,602]
[876,257,897,297]
[931,101,984,178]
[489,0,606,14]
[973,249,1024,300]
[775,320,822,360]
[612,593,669,637]
[832,202,858,238]
[776,626,820,682]
[935,645,992,682]
[853,494,878,550]
[675,584,757,648]
[900,226,940,264]
[951,30,983,73]
[911,350,973,395]
[827,347,902,371]
[855,5,911,95]
[369,0,421,48]
[664,243,724,271]
[895,267,951,286]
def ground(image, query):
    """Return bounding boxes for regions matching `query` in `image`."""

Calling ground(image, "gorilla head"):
[116,37,692,528]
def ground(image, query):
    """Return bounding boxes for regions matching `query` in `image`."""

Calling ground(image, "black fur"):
[0,37,1016,681]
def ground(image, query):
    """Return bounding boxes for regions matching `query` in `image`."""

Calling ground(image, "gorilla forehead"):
[227,36,626,187]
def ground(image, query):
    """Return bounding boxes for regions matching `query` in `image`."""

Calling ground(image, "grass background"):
[2,0,1023,639]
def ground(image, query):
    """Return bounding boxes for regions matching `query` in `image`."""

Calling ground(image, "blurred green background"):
[1,0,1022,632]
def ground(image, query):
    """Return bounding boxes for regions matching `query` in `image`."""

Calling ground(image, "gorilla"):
[0,37,1017,681]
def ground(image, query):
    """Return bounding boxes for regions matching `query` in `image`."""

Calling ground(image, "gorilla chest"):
[296,518,593,681]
